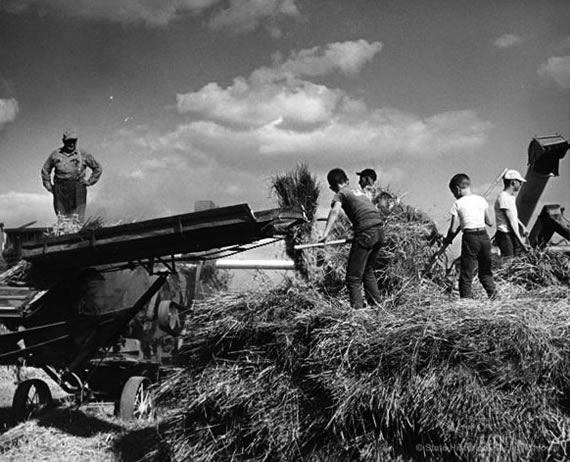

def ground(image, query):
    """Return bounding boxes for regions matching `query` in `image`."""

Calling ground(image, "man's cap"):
[356,168,377,181]
[503,169,526,182]
[62,129,78,141]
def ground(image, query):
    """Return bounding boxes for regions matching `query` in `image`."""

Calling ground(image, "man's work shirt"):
[494,191,517,233]
[332,186,383,233]
[41,148,102,190]
[449,194,488,230]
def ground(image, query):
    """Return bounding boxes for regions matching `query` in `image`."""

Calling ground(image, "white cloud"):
[66,39,492,220]
[0,192,53,227]
[177,40,383,128]
[175,40,491,160]
[1,0,300,32]
[0,98,19,128]
[493,34,521,49]
[82,106,492,221]
[538,55,570,89]
[171,108,492,160]
[209,0,300,35]
[275,40,383,77]
[178,80,345,128]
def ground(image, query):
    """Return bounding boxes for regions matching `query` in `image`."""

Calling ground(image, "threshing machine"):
[0,203,306,421]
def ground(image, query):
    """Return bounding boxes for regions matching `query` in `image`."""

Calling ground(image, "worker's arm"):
[504,208,529,249]
[443,214,460,245]
[484,206,494,228]
[83,152,103,186]
[41,155,54,193]
[319,201,342,242]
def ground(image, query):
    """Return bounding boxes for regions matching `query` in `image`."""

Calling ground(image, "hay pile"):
[148,165,570,461]
[495,249,569,289]
[153,282,570,462]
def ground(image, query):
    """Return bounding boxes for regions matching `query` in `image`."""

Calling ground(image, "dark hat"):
[356,168,377,181]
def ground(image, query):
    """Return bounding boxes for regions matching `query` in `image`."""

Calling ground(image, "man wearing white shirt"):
[494,169,529,257]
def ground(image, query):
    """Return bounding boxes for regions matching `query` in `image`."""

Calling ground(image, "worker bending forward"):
[320,168,385,308]
[41,130,102,221]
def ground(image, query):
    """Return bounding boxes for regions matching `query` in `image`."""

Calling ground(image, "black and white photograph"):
[0,1,569,460]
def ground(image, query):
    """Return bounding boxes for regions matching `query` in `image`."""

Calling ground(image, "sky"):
[0,0,569,234]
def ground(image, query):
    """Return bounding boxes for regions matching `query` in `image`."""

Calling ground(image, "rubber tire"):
[157,300,183,336]
[12,379,52,422]
[119,376,153,421]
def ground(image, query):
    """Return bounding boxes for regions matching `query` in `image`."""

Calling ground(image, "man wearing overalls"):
[41,130,103,221]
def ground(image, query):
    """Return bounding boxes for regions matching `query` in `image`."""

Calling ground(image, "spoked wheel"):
[12,379,52,422]
[119,376,154,421]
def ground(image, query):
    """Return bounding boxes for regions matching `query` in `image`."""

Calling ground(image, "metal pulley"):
[156,300,184,336]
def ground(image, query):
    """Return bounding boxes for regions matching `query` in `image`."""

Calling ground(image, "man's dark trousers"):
[346,226,384,308]
[53,180,87,220]
[495,230,520,258]
[459,230,495,298]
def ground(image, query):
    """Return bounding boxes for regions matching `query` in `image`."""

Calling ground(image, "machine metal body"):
[0,203,306,420]
[516,135,570,248]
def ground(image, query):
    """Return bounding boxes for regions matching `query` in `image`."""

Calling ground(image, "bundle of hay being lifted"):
[149,165,570,462]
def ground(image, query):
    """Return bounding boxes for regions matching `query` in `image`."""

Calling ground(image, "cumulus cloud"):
[1,0,300,32]
[176,39,491,159]
[0,98,19,128]
[90,108,492,220]
[84,39,492,219]
[168,108,492,161]
[493,34,522,49]
[177,40,383,128]
[178,80,345,128]
[538,55,570,89]
[272,40,383,77]
[209,0,300,36]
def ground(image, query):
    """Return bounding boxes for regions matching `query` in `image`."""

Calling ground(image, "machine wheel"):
[12,379,52,422]
[119,376,154,421]
[157,300,183,336]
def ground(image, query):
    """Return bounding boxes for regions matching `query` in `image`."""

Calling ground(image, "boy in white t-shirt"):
[443,173,496,299]
[494,169,529,257]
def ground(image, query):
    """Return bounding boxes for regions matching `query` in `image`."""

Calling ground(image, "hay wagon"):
[0,204,305,421]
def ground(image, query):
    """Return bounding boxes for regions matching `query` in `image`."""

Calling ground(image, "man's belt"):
[463,228,487,234]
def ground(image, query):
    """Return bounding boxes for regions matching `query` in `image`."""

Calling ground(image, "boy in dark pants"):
[444,173,496,299]
[494,169,529,257]
[320,168,384,308]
